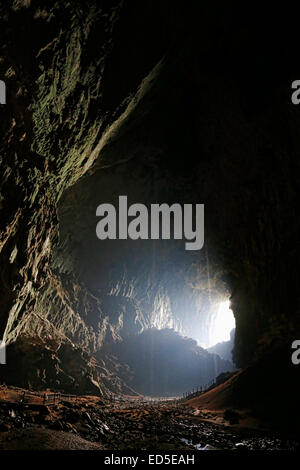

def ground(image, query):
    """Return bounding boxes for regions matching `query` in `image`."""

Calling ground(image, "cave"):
[0,0,299,453]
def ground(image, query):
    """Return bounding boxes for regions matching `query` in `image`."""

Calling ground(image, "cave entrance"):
[56,177,236,397]
[52,45,239,396]
[208,300,235,348]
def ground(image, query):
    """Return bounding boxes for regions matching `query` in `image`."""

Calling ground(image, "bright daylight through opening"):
[208,300,235,347]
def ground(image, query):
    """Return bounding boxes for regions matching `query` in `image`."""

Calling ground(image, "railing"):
[17,389,77,405]
[182,378,216,400]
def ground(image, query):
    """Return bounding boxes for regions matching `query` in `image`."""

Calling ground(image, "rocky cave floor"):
[0,387,299,451]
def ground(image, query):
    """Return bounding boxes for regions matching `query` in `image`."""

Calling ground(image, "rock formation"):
[0,1,299,422]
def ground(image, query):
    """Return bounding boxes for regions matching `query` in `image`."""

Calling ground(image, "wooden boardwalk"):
[0,385,77,406]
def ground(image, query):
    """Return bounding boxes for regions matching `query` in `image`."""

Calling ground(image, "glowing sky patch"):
[209,300,235,347]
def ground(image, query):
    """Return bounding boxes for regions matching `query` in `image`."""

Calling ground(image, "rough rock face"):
[0,0,201,391]
[0,1,299,400]
[0,0,124,391]
[0,1,122,388]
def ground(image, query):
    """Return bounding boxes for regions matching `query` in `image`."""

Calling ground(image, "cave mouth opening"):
[56,178,237,396]
[207,300,235,348]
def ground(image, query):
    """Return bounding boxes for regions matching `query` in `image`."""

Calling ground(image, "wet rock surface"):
[0,389,299,451]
